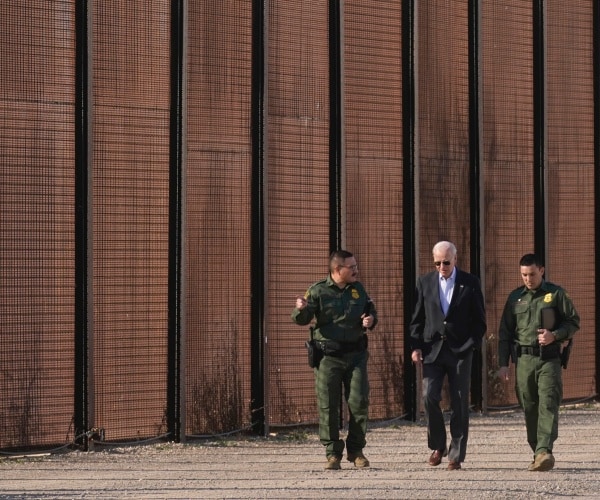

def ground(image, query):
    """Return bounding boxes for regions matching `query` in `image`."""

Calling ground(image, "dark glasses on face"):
[434,260,451,267]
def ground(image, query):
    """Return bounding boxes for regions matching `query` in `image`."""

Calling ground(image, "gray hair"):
[432,241,457,257]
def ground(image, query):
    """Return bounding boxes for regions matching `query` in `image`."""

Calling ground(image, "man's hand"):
[537,328,556,346]
[498,366,510,381]
[295,296,307,310]
[411,349,423,365]
[361,314,374,329]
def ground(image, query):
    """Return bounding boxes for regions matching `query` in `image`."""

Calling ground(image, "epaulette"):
[542,281,561,293]
[510,285,527,299]
[306,278,328,294]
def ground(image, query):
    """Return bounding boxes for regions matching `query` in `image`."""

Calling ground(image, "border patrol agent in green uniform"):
[498,253,580,472]
[292,250,377,470]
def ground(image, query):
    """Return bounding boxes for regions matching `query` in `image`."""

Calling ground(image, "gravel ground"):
[1,402,599,499]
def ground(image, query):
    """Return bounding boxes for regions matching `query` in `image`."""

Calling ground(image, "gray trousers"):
[422,346,473,463]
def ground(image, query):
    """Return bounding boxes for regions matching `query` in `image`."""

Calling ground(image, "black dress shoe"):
[429,450,445,466]
[447,460,461,470]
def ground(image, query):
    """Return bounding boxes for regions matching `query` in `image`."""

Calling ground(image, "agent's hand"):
[361,314,374,329]
[498,366,510,381]
[411,349,423,366]
[295,296,307,310]
[537,328,555,346]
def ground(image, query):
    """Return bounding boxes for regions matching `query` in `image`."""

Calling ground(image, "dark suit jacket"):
[409,268,487,363]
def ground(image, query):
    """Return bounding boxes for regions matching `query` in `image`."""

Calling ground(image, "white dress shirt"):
[439,268,456,316]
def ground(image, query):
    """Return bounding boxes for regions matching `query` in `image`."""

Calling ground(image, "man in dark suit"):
[409,241,486,470]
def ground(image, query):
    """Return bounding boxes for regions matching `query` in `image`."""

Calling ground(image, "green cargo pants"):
[315,349,369,458]
[515,353,562,455]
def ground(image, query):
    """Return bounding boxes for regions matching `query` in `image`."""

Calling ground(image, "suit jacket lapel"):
[447,270,465,314]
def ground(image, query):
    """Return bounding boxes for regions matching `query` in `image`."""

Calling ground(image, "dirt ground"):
[1,402,599,499]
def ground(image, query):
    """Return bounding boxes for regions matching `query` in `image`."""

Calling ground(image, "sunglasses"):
[434,260,452,267]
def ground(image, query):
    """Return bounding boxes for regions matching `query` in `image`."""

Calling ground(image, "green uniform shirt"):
[498,280,580,367]
[291,275,377,344]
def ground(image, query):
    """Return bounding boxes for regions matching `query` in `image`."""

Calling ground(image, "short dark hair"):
[330,250,353,262]
[329,250,354,271]
[519,253,544,267]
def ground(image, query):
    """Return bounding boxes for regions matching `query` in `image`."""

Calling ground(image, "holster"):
[560,339,573,369]
[305,339,323,368]
[305,326,323,368]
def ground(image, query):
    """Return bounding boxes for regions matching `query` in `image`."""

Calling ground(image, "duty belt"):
[315,336,367,356]
[519,346,541,356]
[518,343,560,359]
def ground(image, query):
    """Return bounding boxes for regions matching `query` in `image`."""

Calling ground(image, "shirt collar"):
[519,280,549,296]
